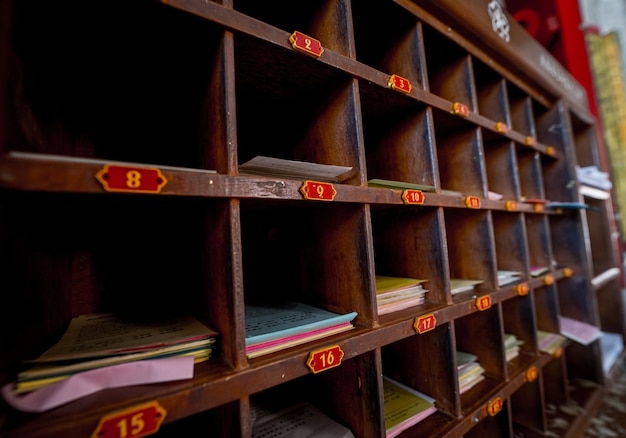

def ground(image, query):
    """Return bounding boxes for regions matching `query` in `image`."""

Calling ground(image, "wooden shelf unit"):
[1,0,624,437]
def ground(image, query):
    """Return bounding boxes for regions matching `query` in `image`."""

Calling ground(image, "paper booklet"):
[239,156,355,183]
[26,313,218,363]
[245,301,357,346]
[383,376,436,437]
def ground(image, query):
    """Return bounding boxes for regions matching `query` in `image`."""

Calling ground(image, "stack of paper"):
[457,351,485,394]
[376,276,428,315]
[15,313,218,394]
[530,266,550,277]
[367,179,435,191]
[251,401,355,438]
[600,332,624,374]
[239,156,355,183]
[245,301,357,358]
[383,376,436,437]
[576,165,612,190]
[537,330,567,355]
[498,270,523,286]
[450,279,484,296]
[504,333,524,362]
[559,316,602,345]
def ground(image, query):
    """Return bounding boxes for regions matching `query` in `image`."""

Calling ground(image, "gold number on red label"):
[563,267,573,277]
[91,402,166,438]
[388,74,412,93]
[465,196,481,209]
[402,189,424,204]
[505,201,517,211]
[488,397,503,416]
[515,283,529,296]
[453,102,469,117]
[525,366,538,382]
[307,345,344,373]
[300,180,336,201]
[414,314,437,334]
[96,165,168,194]
[289,31,324,57]
[475,295,491,311]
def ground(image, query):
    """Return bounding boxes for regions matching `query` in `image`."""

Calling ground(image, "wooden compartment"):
[352,1,428,90]
[371,206,449,311]
[432,109,487,197]
[0,0,622,436]
[421,23,477,110]
[454,307,506,411]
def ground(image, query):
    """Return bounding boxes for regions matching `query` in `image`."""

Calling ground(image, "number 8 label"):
[96,165,168,194]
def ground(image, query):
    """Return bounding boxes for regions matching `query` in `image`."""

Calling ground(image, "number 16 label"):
[307,345,344,373]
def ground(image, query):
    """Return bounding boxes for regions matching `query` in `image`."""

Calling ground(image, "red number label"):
[402,189,424,204]
[91,402,166,438]
[414,314,437,334]
[505,201,517,211]
[515,283,529,296]
[525,366,538,382]
[307,345,344,373]
[488,397,503,416]
[465,196,481,209]
[96,165,167,194]
[289,31,324,57]
[300,180,336,201]
[475,295,491,311]
[453,102,469,117]
[388,74,412,93]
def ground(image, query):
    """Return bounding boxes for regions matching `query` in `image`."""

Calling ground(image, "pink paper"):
[1,356,194,413]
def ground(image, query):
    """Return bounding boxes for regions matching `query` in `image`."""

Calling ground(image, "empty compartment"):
[585,197,619,276]
[473,58,511,125]
[352,1,427,90]
[517,149,546,202]
[524,214,552,276]
[492,211,529,284]
[11,0,225,169]
[511,373,548,435]
[233,0,353,56]
[361,88,437,189]
[464,401,511,437]
[569,109,602,168]
[234,35,362,184]
[484,139,521,201]
[432,108,488,197]
[596,279,626,337]
[507,83,536,138]
[444,209,497,293]
[422,24,477,109]
[371,206,448,315]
